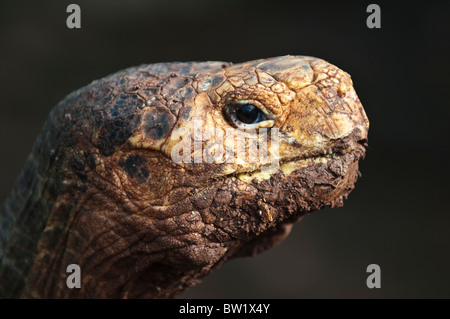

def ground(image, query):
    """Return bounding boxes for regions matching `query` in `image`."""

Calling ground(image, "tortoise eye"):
[224,101,275,130]
[235,104,265,124]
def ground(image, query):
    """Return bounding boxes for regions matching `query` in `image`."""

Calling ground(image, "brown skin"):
[0,56,369,298]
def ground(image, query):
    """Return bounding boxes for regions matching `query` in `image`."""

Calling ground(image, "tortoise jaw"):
[207,143,365,248]
[258,146,365,215]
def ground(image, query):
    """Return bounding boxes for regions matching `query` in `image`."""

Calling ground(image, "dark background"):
[0,0,449,298]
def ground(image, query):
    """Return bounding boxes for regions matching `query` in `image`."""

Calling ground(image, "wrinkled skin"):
[0,56,369,298]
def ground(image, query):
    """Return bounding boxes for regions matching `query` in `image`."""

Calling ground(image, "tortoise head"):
[109,56,369,271]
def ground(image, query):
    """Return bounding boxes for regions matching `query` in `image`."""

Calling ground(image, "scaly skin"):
[0,56,369,298]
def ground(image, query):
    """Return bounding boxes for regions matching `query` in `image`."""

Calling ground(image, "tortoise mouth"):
[234,140,367,183]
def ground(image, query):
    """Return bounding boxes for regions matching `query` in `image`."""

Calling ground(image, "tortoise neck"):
[0,153,55,298]
[0,114,91,297]
[0,155,194,298]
